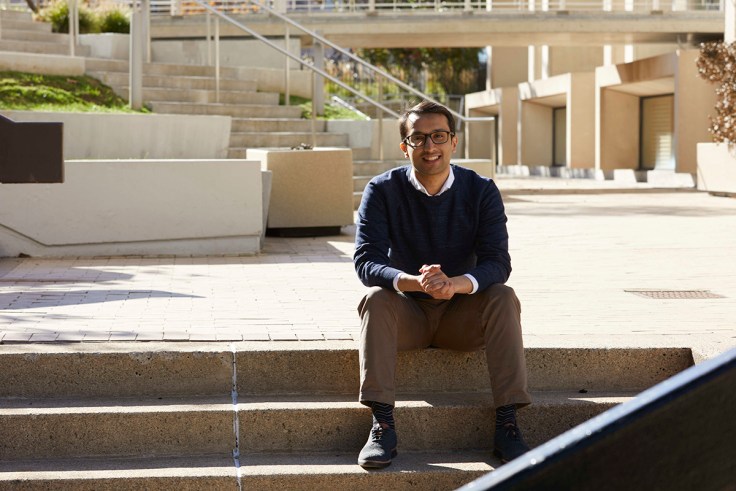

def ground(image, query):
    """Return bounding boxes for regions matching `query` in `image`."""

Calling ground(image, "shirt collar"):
[408,165,455,197]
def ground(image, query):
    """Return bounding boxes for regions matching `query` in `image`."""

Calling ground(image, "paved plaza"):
[1,176,735,360]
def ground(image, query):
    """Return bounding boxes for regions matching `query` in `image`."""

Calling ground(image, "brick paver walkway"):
[1,177,735,359]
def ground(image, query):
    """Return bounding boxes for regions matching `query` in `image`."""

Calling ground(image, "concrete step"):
[0,455,237,490]
[88,71,258,92]
[0,343,694,399]
[136,87,277,105]
[83,60,249,79]
[354,190,363,210]
[141,62,246,79]
[354,175,371,192]
[0,39,90,56]
[0,17,51,32]
[229,131,350,148]
[237,391,629,453]
[149,101,302,118]
[0,396,234,461]
[231,117,326,133]
[0,28,69,44]
[0,344,693,488]
[0,10,35,21]
[354,159,406,176]
[0,452,490,490]
[0,391,629,461]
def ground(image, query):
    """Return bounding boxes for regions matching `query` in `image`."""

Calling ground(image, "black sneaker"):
[493,423,530,463]
[357,423,398,469]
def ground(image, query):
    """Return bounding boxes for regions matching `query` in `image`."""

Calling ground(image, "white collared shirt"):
[392,165,479,294]
[408,166,455,197]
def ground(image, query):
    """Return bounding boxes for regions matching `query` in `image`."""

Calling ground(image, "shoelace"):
[371,425,388,441]
[502,424,522,441]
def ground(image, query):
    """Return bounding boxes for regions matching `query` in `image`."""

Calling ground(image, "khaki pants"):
[358,284,532,409]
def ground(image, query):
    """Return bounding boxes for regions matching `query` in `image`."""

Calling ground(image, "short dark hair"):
[399,100,456,141]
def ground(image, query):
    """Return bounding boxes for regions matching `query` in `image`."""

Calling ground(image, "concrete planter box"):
[697,143,736,196]
[79,33,130,60]
[246,147,354,235]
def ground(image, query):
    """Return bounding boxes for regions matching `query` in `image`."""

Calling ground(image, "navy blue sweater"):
[354,165,511,296]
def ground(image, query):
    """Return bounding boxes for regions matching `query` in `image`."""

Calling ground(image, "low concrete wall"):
[0,159,263,257]
[0,52,85,76]
[0,111,231,160]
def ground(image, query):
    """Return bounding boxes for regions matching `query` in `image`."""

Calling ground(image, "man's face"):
[400,112,458,180]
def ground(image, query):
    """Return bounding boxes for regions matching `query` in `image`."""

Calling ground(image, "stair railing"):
[135,0,495,162]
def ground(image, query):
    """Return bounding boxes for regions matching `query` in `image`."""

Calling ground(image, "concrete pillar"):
[129,10,144,111]
[313,38,325,116]
[541,46,550,79]
[726,0,735,43]
[170,0,182,16]
[142,0,151,63]
[485,46,492,91]
[568,73,595,169]
[68,0,78,57]
[499,86,519,166]
[528,46,536,82]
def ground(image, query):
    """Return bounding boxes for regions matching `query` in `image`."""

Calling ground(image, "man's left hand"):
[419,264,456,300]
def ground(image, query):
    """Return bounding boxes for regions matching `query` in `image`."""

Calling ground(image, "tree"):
[357,47,484,97]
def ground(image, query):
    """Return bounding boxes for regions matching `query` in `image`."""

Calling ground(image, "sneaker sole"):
[358,448,398,469]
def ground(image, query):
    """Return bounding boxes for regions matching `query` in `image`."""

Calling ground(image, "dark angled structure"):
[459,347,736,491]
[0,114,64,184]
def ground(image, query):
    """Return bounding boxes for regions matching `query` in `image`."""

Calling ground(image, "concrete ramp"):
[459,347,736,491]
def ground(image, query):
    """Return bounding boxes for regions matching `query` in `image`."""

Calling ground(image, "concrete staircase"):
[0,342,694,489]
[0,9,90,56]
[353,160,406,209]
[83,58,350,158]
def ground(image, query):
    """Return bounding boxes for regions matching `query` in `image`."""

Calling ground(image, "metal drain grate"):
[625,290,725,299]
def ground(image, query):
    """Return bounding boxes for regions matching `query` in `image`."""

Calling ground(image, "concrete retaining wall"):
[0,159,263,257]
[0,111,231,160]
[0,52,85,76]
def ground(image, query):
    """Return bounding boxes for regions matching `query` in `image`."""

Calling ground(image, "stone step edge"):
[0,389,635,413]
[0,451,495,482]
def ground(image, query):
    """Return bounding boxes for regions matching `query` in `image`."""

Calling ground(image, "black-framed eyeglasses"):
[403,130,455,148]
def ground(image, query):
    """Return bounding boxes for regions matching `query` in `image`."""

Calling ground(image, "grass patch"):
[0,71,139,113]
[279,94,366,120]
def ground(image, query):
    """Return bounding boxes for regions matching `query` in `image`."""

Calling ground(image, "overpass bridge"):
[150,6,724,48]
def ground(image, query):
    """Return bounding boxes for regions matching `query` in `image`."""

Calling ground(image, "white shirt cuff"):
[393,273,403,292]
[464,274,479,294]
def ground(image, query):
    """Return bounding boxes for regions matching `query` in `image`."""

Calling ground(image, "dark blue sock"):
[495,404,517,429]
[371,401,395,429]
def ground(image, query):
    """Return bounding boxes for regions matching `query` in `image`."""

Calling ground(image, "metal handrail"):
[199,0,476,132]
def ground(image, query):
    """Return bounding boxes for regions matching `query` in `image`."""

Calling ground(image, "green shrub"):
[98,7,130,34]
[39,0,99,34]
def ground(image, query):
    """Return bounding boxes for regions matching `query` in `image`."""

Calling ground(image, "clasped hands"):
[418,264,456,300]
